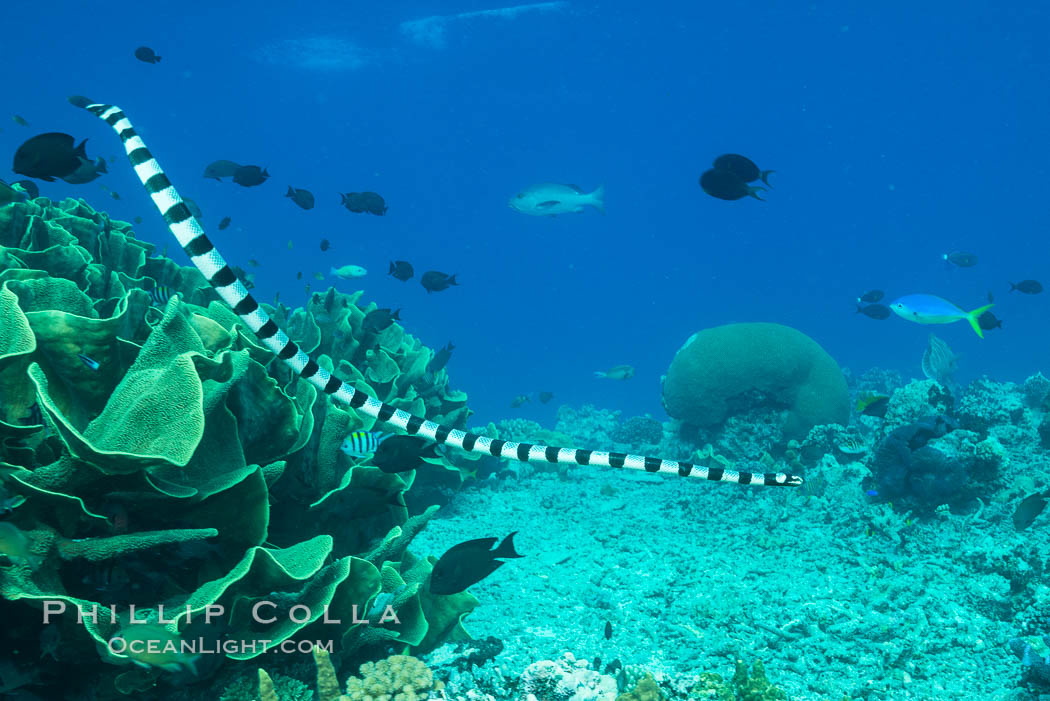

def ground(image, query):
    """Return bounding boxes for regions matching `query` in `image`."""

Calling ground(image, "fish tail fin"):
[748,186,767,201]
[590,184,605,214]
[1009,282,1017,292]
[966,303,994,338]
[388,261,395,274]
[494,531,523,558]
[75,138,89,159]
[286,186,294,197]
[760,170,775,187]
[593,371,607,378]
[448,274,458,286]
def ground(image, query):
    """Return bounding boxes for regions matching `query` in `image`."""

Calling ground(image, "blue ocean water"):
[3,3,1050,699]
[5,1,1047,426]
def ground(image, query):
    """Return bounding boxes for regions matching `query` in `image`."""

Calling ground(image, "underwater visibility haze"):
[0,1,1049,699]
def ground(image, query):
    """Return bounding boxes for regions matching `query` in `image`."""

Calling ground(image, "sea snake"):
[68,96,802,488]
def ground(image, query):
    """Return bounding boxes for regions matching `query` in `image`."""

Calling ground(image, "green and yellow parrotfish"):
[855,392,890,418]
[889,294,994,338]
[0,522,43,569]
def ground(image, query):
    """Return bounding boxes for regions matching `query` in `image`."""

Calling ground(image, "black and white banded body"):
[68,96,802,489]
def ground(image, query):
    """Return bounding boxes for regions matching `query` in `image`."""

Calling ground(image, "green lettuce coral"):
[0,196,480,697]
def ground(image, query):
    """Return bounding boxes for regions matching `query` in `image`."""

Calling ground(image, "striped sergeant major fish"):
[67,95,803,489]
[340,431,389,458]
[148,284,175,308]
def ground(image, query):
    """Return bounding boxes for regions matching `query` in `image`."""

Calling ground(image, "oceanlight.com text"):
[107,637,334,657]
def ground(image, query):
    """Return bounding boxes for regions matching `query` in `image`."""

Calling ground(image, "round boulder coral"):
[660,323,848,440]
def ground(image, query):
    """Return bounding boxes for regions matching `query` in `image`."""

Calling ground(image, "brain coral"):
[660,323,848,440]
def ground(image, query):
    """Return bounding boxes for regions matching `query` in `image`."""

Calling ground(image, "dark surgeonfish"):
[134,46,161,64]
[285,186,314,209]
[389,260,414,282]
[699,168,765,201]
[0,179,28,206]
[1013,490,1049,531]
[943,251,978,268]
[340,191,387,215]
[60,154,108,184]
[343,487,406,520]
[858,289,884,304]
[218,216,231,230]
[538,391,554,404]
[371,435,442,474]
[977,311,1003,331]
[13,133,88,181]
[362,307,400,333]
[424,342,454,383]
[183,198,203,219]
[203,159,241,181]
[856,303,891,320]
[429,532,524,595]
[1010,280,1043,294]
[12,180,39,199]
[233,165,269,187]
[420,270,457,293]
[712,153,774,186]
[320,238,330,251]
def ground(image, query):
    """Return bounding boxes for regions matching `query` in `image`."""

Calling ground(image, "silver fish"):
[509,183,604,216]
